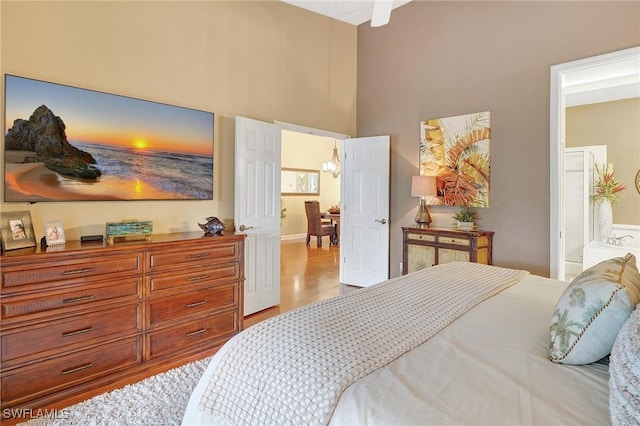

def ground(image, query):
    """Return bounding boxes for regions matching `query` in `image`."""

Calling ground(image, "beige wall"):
[356,1,640,277]
[567,98,640,225]
[0,1,356,240]
[281,131,341,237]
[2,1,638,278]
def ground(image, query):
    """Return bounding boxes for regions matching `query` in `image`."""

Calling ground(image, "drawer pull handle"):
[63,295,95,304]
[188,275,209,282]
[187,253,210,259]
[62,363,93,375]
[187,328,208,337]
[186,300,207,308]
[62,327,93,337]
[62,267,95,276]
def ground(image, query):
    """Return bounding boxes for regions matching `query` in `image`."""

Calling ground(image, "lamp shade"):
[411,175,437,197]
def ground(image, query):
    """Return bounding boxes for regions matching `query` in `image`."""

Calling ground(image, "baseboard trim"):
[281,233,306,241]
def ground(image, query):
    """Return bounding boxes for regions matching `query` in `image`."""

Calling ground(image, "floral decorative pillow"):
[549,253,640,365]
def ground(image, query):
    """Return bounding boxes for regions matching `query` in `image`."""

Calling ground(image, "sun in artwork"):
[133,138,148,150]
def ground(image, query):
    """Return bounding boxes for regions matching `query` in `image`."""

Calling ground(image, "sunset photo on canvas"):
[4,75,214,202]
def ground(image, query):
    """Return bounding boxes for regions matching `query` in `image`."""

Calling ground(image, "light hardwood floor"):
[243,238,343,328]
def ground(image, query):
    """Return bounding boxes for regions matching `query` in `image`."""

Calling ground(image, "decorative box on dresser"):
[402,227,494,275]
[0,232,244,423]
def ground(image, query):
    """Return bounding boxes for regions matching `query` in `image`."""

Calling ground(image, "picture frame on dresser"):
[0,210,37,250]
[44,220,66,246]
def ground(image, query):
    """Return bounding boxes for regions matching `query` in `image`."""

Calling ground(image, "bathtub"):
[583,224,640,269]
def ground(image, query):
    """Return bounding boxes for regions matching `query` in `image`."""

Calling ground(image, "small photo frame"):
[0,210,37,251]
[44,220,66,246]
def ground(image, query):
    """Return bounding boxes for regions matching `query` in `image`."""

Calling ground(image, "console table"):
[0,232,244,423]
[402,227,494,275]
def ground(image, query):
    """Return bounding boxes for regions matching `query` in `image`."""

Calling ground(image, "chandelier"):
[322,140,341,178]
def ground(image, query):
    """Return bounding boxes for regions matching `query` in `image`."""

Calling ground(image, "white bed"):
[182,261,634,426]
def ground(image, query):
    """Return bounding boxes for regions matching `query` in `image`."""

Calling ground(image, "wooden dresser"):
[402,227,494,275]
[0,232,244,422]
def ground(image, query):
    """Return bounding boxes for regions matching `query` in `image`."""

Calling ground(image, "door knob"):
[375,219,387,225]
[239,225,254,232]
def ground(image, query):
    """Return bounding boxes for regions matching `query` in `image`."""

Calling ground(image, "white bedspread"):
[183,267,610,426]
[197,263,527,425]
[331,273,610,425]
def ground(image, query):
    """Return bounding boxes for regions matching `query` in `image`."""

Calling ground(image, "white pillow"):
[609,306,640,425]
[548,253,640,365]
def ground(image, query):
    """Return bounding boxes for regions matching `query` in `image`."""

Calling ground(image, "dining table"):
[320,212,340,246]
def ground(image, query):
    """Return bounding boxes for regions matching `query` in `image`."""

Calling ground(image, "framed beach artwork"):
[3,74,214,202]
[0,210,37,251]
[419,111,491,207]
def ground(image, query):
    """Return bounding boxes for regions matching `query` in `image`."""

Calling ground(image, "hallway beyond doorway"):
[244,239,341,328]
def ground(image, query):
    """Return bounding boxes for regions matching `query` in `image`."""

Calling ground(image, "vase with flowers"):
[592,162,626,241]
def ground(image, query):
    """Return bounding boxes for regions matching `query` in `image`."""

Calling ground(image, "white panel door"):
[234,116,281,316]
[564,150,589,265]
[341,136,390,287]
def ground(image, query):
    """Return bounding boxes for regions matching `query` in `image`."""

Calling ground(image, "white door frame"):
[275,121,350,141]
[550,46,640,280]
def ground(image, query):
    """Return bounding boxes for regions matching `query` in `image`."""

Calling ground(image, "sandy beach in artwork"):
[5,148,211,201]
[4,151,128,201]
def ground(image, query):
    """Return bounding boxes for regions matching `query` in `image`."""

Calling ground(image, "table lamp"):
[411,175,437,228]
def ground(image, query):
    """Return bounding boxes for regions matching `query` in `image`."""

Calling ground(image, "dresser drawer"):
[1,254,141,289]
[147,284,238,327]
[2,279,140,321]
[2,304,140,362]
[147,310,238,360]
[1,337,141,405]
[147,242,240,273]
[438,236,470,246]
[148,263,239,293]
[408,233,436,242]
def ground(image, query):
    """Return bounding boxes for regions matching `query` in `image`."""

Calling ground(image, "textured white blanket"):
[199,262,528,426]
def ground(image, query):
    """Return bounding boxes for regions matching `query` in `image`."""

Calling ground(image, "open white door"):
[340,135,390,287]
[234,116,281,316]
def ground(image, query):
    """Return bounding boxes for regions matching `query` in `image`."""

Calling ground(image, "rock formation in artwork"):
[5,105,102,179]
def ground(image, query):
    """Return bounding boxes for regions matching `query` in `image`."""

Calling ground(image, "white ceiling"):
[281,0,412,26]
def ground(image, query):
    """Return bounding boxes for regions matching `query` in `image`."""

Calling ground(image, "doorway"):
[278,123,346,309]
[279,126,345,243]
[278,124,392,288]
[563,146,606,281]
[550,46,640,280]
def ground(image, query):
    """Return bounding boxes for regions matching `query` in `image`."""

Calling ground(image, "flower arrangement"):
[593,162,626,203]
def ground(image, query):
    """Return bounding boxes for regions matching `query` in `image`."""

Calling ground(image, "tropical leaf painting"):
[420,111,491,207]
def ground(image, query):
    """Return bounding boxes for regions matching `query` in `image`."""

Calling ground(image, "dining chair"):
[304,201,336,247]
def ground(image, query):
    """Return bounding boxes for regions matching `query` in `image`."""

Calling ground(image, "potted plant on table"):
[453,206,476,231]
